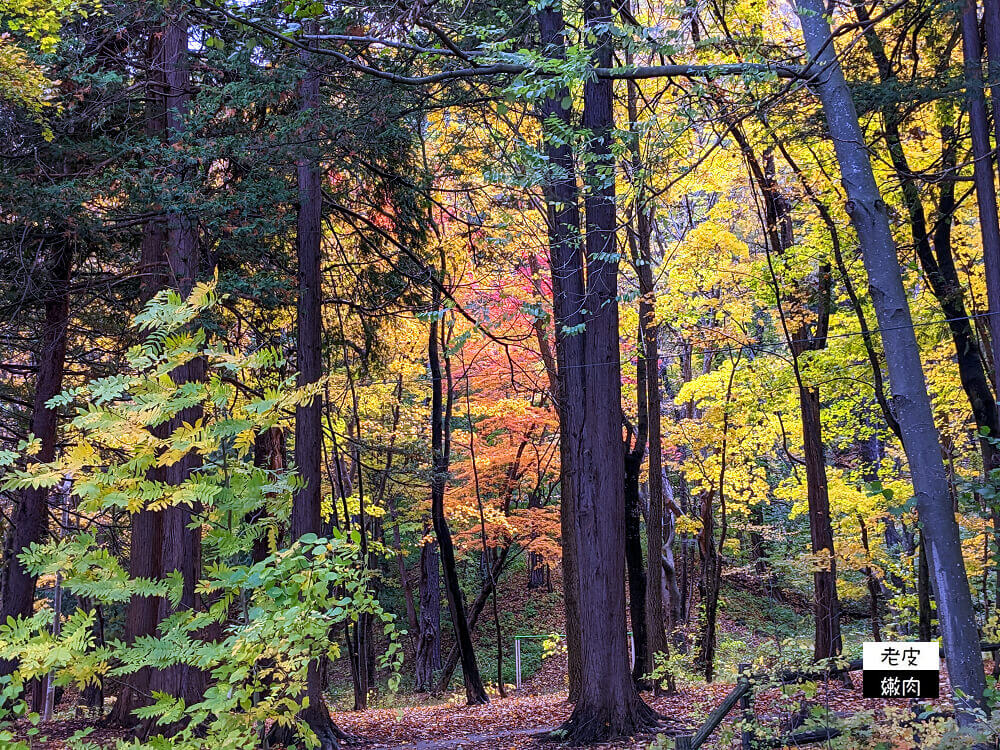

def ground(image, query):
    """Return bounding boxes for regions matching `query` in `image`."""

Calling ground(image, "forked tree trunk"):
[553,0,659,739]
[428,304,488,705]
[0,240,72,676]
[795,0,986,720]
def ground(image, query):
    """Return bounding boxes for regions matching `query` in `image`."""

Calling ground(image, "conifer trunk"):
[105,27,168,720]
[535,4,585,704]
[554,0,659,738]
[267,24,349,749]
[0,240,72,670]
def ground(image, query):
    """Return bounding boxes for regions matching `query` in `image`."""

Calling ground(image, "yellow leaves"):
[0,36,56,136]
[674,514,703,535]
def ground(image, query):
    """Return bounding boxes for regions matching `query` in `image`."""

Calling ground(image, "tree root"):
[266,705,357,750]
[549,698,663,744]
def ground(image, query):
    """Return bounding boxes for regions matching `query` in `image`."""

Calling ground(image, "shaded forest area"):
[5,0,1000,746]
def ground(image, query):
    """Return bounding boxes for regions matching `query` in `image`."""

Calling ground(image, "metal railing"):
[512,632,635,689]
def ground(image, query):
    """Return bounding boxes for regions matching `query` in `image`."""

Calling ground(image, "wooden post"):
[738,663,754,750]
[675,736,693,750]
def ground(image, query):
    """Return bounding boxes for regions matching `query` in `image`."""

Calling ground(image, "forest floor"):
[16,581,953,748]
[19,658,944,749]
[331,664,942,749]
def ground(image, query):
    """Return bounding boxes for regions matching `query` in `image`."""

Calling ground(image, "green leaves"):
[0,284,401,749]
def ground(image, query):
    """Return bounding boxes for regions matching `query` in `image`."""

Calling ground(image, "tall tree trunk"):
[695,489,720,681]
[739,130,842,662]
[624,448,648,687]
[859,7,1000,599]
[964,0,1000,400]
[535,4,584,704]
[137,5,209,733]
[555,0,658,739]
[268,26,348,749]
[0,240,72,674]
[105,22,169,725]
[625,60,664,687]
[795,0,986,720]
[428,304,488,705]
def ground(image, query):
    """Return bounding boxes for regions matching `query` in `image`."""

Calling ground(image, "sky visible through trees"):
[6,0,1000,747]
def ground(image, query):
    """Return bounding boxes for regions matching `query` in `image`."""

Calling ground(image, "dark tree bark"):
[415,534,442,692]
[695,487,720,681]
[552,0,659,739]
[798,387,842,659]
[104,21,169,725]
[623,183,650,686]
[267,26,349,749]
[251,427,285,565]
[623,445,648,687]
[918,532,934,642]
[0,240,72,673]
[428,302,488,705]
[963,0,1000,400]
[624,60,663,688]
[857,514,882,641]
[535,5,585,704]
[139,7,209,728]
[795,0,986,720]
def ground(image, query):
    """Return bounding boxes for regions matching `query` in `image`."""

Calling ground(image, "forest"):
[5,0,1000,746]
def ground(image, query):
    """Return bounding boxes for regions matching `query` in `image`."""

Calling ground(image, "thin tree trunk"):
[695,488,720,681]
[267,25,348,748]
[624,447,648,687]
[740,131,842,662]
[381,379,418,635]
[435,546,511,694]
[799,387,842,659]
[625,61,663,688]
[428,302,488,705]
[535,4,584,704]
[795,0,986,720]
